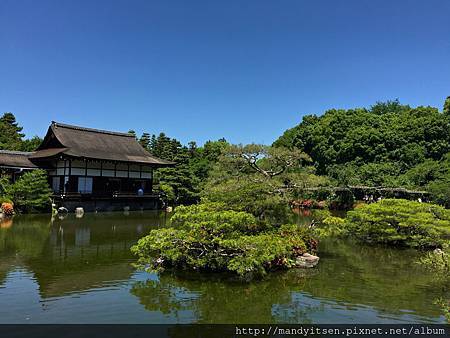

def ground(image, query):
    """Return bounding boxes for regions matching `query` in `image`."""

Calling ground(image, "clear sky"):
[1,0,449,145]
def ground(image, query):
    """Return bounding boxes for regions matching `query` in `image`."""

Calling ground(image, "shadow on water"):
[0,211,448,323]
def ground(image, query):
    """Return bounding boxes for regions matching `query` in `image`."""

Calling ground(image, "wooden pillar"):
[150,168,153,193]
[63,158,67,193]
[68,159,72,193]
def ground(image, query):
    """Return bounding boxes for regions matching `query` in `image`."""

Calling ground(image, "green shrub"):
[345,199,450,248]
[132,203,317,279]
[434,298,450,323]
[428,179,450,209]
[418,248,449,275]
[417,246,450,323]
[158,183,176,205]
[314,216,347,238]
[221,227,310,276]
[0,196,13,204]
[311,209,331,222]
[9,170,52,213]
[171,203,263,235]
[0,175,11,197]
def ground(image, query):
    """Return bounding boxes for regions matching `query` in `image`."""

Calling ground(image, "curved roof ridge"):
[51,121,135,138]
[0,150,35,156]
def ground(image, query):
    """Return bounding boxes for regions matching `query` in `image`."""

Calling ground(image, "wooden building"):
[0,150,38,182]
[0,122,174,211]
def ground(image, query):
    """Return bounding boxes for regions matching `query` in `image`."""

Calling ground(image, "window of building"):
[52,177,60,193]
[78,177,93,194]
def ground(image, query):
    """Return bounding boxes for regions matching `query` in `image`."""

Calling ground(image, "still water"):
[0,212,447,324]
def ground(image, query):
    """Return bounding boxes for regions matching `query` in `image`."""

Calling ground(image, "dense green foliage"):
[132,203,317,279]
[419,248,449,277]
[273,100,450,205]
[417,241,450,322]
[202,144,331,219]
[0,112,42,151]
[1,170,52,213]
[134,131,228,205]
[400,154,450,208]
[444,96,450,116]
[344,199,450,249]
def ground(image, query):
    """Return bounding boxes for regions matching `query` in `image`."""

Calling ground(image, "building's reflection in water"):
[0,211,167,298]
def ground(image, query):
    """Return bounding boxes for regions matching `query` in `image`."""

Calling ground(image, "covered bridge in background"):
[0,122,174,212]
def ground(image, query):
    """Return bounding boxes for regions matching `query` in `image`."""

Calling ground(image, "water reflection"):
[130,241,447,324]
[0,212,447,324]
[0,212,165,299]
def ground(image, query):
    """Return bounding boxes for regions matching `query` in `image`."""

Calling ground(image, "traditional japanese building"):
[0,122,174,211]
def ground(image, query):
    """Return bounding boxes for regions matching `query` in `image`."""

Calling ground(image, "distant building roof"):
[29,122,174,166]
[0,150,38,169]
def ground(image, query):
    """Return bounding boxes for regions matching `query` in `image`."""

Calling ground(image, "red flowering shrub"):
[292,199,327,209]
[1,202,14,216]
[302,199,313,208]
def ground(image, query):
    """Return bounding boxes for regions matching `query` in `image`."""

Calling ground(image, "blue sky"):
[1,0,449,145]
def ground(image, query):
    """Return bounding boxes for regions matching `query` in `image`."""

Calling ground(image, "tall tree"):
[0,112,25,150]
[149,133,200,205]
[444,96,450,116]
[202,144,324,219]
[127,130,137,139]
[139,132,151,149]
[273,101,450,186]
[21,136,43,152]
[188,141,197,157]
[149,134,157,153]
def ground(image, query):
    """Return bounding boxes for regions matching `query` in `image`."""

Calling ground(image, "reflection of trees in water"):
[1,212,446,323]
[0,214,51,257]
[130,271,318,323]
[293,239,448,319]
[0,218,13,229]
[131,240,447,323]
[0,212,167,297]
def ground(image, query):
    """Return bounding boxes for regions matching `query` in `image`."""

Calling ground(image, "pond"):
[0,211,447,324]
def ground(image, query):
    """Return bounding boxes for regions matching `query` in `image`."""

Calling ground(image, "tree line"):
[2,96,450,208]
[274,98,450,206]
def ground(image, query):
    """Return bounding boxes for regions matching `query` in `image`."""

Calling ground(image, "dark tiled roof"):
[31,122,174,166]
[28,148,67,159]
[0,150,38,169]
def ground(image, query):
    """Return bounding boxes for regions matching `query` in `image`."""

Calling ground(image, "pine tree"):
[21,136,43,151]
[139,132,151,150]
[149,134,157,154]
[9,170,52,213]
[0,112,25,150]
[128,130,137,139]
